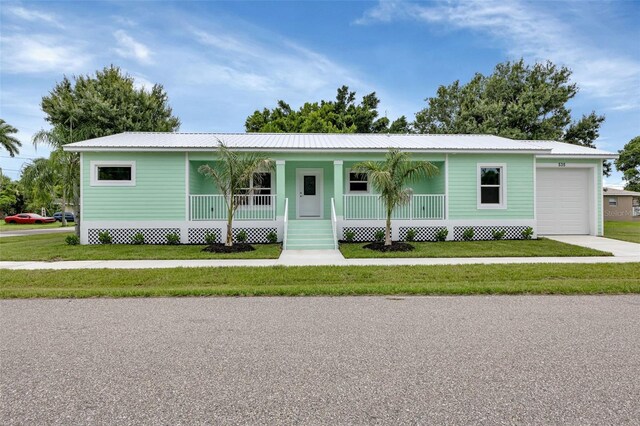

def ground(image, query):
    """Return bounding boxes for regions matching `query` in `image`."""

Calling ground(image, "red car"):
[4,213,56,224]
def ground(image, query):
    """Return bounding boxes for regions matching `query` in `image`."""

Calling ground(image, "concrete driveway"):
[545,235,640,257]
[1,296,639,425]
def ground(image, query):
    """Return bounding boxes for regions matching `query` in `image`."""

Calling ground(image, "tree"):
[0,119,22,157]
[37,65,181,236]
[616,136,640,192]
[245,85,402,134]
[20,157,61,215]
[0,175,24,216]
[198,143,274,246]
[414,59,609,174]
[352,149,439,246]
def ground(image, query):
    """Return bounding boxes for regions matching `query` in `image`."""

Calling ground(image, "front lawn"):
[0,233,282,261]
[0,222,74,232]
[340,239,611,258]
[605,221,640,244]
[1,263,639,298]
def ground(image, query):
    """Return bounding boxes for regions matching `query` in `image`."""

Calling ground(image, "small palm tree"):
[353,148,439,246]
[0,119,22,157]
[199,142,274,246]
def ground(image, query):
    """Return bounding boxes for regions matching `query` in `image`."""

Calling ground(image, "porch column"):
[333,160,344,217]
[276,160,286,218]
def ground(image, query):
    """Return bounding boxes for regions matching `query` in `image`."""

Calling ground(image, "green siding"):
[448,154,535,219]
[189,160,219,195]
[83,152,185,220]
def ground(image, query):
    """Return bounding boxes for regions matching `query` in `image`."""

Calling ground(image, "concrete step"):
[286,243,337,250]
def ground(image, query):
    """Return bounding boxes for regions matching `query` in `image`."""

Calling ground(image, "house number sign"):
[558,162,566,167]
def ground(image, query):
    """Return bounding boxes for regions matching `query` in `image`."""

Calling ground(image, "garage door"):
[536,168,591,234]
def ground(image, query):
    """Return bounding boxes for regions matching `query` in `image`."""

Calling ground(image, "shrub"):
[204,232,218,245]
[266,231,278,244]
[65,234,80,245]
[405,228,417,242]
[131,232,145,245]
[166,233,180,245]
[522,226,534,240]
[492,229,506,240]
[374,229,385,243]
[345,230,355,242]
[236,230,248,244]
[435,228,448,242]
[98,231,112,244]
[462,228,474,241]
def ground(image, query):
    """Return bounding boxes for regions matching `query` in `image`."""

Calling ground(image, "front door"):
[296,169,323,218]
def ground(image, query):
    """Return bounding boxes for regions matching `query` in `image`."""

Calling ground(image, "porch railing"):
[283,198,289,249]
[330,198,338,249]
[189,195,277,221]
[343,194,445,220]
[633,206,640,217]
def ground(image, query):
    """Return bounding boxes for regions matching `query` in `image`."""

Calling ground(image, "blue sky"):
[1,0,639,185]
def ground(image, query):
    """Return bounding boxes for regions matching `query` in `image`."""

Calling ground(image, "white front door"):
[296,169,323,218]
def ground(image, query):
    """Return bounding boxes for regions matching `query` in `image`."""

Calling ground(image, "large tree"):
[413,59,609,174]
[245,85,409,134]
[36,65,180,235]
[616,136,640,192]
[0,119,22,157]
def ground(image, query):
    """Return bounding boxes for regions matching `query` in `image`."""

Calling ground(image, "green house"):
[64,133,616,248]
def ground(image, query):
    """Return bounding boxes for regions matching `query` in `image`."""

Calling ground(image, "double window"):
[478,164,506,208]
[348,171,369,193]
[239,172,272,205]
[90,161,136,186]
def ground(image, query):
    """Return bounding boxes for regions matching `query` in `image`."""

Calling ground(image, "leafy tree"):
[0,175,24,216]
[245,85,404,134]
[352,149,439,246]
[616,136,640,192]
[36,65,181,235]
[0,119,22,157]
[199,143,274,246]
[414,59,609,174]
[20,157,61,215]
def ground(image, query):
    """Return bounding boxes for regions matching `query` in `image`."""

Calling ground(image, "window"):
[90,161,135,186]
[348,171,368,192]
[608,197,617,206]
[478,164,506,208]
[239,172,272,205]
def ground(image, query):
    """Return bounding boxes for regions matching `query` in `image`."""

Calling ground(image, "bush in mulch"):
[202,243,256,253]
[362,242,414,252]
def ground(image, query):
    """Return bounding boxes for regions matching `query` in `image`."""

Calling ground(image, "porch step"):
[285,220,336,250]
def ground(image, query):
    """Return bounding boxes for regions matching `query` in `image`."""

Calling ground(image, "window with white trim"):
[608,197,617,206]
[348,171,369,193]
[90,161,136,186]
[478,165,505,208]
[239,172,272,205]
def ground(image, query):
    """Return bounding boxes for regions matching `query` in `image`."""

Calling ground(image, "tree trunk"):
[385,208,392,246]
[60,194,67,227]
[226,203,234,246]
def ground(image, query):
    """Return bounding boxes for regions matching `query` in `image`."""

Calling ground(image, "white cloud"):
[113,30,152,64]
[0,35,89,73]
[5,5,64,28]
[357,0,640,111]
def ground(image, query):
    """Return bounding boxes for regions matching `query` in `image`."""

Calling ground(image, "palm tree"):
[0,119,22,157]
[199,142,274,246]
[353,148,439,246]
[20,157,61,214]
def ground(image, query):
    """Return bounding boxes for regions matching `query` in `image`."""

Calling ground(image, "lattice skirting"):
[399,226,448,242]
[88,228,181,245]
[188,228,221,244]
[232,227,277,244]
[453,226,531,241]
[342,226,385,242]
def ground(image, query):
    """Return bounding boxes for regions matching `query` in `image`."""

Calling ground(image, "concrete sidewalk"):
[1,235,637,270]
[0,227,74,238]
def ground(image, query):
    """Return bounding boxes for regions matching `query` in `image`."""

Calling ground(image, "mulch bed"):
[362,242,414,252]
[202,243,255,253]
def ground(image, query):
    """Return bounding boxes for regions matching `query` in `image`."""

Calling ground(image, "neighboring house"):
[603,187,640,222]
[63,133,616,247]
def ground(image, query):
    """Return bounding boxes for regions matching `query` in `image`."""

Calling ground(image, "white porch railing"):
[343,194,445,220]
[331,198,338,249]
[633,206,640,217]
[283,198,289,249]
[189,195,277,221]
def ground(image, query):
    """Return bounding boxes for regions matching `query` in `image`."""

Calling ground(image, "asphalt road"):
[0,227,73,237]
[1,296,639,425]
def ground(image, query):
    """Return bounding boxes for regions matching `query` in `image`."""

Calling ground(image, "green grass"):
[1,263,639,298]
[339,239,611,258]
[0,233,282,261]
[605,221,640,244]
[0,222,74,231]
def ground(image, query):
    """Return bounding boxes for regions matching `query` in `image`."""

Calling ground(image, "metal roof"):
[519,140,617,157]
[63,132,617,157]
[603,187,640,197]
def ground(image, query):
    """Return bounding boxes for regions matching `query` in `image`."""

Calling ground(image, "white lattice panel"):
[88,228,181,244]
[399,227,448,242]
[453,226,531,241]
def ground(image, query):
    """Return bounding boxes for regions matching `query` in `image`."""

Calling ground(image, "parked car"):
[53,212,75,222]
[4,213,57,224]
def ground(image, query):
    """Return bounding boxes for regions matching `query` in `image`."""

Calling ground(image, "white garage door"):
[536,168,591,235]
